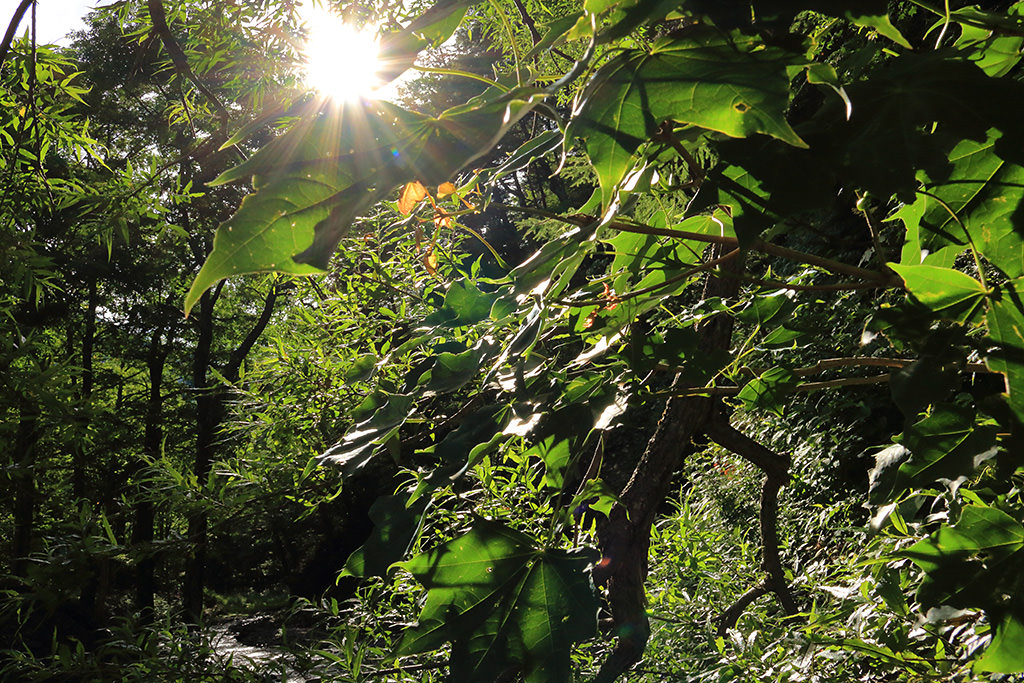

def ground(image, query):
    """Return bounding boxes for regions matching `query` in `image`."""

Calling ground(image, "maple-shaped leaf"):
[396,520,599,681]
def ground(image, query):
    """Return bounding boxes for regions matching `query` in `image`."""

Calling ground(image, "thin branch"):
[493,204,899,285]
[761,356,993,377]
[362,662,446,678]
[147,0,229,127]
[705,414,798,618]
[716,583,768,637]
[860,201,888,269]
[553,248,739,307]
[656,121,705,187]
[660,374,894,397]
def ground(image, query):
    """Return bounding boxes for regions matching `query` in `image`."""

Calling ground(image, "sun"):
[300,5,383,102]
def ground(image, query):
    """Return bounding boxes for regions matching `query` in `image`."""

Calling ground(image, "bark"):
[12,394,40,577]
[133,328,169,621]
[594,245,743,682]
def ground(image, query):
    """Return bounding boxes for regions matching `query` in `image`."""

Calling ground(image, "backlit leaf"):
[572,28,806,206]
[398,181,429,215]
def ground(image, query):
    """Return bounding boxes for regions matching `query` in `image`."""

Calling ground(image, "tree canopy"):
[5,0,1024,681]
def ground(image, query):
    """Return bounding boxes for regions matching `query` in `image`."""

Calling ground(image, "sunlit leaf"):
[572,27,806,205]
[398,180,429,215]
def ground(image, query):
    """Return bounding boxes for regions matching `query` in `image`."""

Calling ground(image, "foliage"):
[9,0,1024,681]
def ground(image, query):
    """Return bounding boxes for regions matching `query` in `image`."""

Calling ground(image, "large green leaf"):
[986,280,1024,420]
[907,129,1024,277]
[903,504,1024,609]
[343,493,429,578]
[888,264,987,321]
[320,392,414,475]
[978,613,1024,673]
[572,28,806,206]
[737,366,797,416]
[895,406,998,496]
[397,520,599,680]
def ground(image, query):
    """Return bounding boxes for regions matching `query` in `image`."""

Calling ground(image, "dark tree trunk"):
[133,328,169,621]
[182,284,280,624]
[12,394,40,577]
[183,288,218,625]
[594,245,743,681]
[72,279,98,502]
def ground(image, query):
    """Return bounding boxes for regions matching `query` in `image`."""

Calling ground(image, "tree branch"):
[146,0,229,127]
[705,412,798,622]
[0,0,33,67]
[716,583,768,637]
[493,204,900,286]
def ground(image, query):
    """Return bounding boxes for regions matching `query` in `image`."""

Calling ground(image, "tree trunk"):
[133,328,168,621]
[12,394,40,577]
[594,245,743,681]
[183,288,218,625]
[182,283,280,624]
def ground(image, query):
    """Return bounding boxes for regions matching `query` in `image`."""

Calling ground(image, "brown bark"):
[593,245,743,682]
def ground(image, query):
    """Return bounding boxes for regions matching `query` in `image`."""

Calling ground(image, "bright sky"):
[11,0,101,45]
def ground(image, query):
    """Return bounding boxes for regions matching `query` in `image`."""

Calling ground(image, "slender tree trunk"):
[77,280,100,619]
[182,282,282,624]
[12,394,40,577]
[133,328,168,621]
[183,289,218,625]
[72,279,98,501]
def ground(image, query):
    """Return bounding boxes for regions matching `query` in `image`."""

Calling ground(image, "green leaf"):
[736,290,795,327]
[344,353,377,382]
[343,493,429,578]
[320,393,414,475]
[977,613,1024,673]
[397,520,599,680]
[572,28,806,206]
[866,444,911,505]
[986,281,1024,420]
[187,90,543,314]
[902,504,1024,610]
[888,264,987,320]
[425,279,497,327]
[419,340,495,394]
[737,367,797,416]
[909,129,1024,276]
[896,406,998,495]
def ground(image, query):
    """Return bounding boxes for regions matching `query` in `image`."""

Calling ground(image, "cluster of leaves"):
[178,0,1024,678]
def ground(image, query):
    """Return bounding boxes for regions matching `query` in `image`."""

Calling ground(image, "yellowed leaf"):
[424,248,438,275]
[437,182,456,198]
[398,181,429,215]
[434,211,453,229]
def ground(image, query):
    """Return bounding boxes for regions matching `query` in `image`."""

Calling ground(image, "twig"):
[553,248,739,307]
[656,121,705,187]
[363,661,446,678]
[860,201,888,269]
